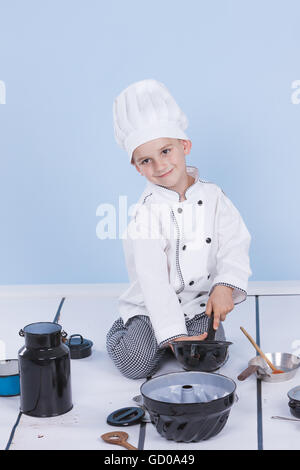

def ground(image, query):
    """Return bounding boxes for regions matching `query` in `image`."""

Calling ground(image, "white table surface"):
[0,283,299,450]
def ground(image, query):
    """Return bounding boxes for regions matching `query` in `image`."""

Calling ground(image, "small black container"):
[141,371,236,442]
[288,386,300,418]
[65,334,93,359]
[18,322,73,417]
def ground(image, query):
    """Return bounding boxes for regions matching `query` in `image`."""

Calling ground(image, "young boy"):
[106,79,252,379]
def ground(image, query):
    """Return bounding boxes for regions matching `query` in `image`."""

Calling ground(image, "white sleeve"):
[128,204,187,346]
[209,189,252,304]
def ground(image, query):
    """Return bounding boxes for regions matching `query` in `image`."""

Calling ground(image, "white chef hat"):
[113,79,189,162]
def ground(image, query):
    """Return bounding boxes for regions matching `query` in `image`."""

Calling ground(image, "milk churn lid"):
[66,334,93,359]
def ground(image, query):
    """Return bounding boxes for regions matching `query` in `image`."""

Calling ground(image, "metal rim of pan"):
[0,359,19,378]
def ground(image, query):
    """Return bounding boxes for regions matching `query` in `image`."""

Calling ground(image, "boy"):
[106,79,252,379]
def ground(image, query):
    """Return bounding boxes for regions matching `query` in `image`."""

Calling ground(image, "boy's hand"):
[166,333,208,352]
[206,285,234,330]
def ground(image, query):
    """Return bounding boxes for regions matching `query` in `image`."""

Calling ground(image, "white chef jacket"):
[118,165,252,346]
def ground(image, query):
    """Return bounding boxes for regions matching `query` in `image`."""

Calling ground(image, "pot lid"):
[107,407,145,426]
[141,371,236,404]
[66,334,93,359]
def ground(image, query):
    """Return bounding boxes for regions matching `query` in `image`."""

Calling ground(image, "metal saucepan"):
[238,353,300,383]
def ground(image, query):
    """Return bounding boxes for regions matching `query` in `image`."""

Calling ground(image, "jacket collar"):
[144,166,201,202]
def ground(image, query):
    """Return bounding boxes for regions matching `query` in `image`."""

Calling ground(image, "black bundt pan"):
[141,371,236,442]
[171,340,233,372]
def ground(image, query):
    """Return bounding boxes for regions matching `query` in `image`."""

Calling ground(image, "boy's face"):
[132,137,192,187]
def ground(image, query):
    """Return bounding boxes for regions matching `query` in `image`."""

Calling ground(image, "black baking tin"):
[171,340,233,372]
[141,371,236,442]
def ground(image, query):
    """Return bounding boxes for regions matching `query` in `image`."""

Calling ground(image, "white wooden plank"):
[3,284,300,450]
[247,281,300,296]
[10,295,258,450]
[259,295,300,450]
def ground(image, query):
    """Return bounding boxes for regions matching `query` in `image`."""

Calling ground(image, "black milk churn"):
[18,322,73,417]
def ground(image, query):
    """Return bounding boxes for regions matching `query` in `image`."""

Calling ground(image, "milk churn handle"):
[19,329,25,337]
[61,330,68,344]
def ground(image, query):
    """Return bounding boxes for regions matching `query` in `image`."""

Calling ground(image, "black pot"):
[140,371,236,442]
[288,386,300,418]
[18,322,73,417]
[171,340,232,372]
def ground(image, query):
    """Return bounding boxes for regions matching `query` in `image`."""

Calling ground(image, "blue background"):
[0,0,299,284]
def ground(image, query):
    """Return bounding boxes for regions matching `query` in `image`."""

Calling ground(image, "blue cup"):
[0,359,20,396]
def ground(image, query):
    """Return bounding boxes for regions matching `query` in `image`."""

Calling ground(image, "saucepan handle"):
[237,365,259,381]
[206,312,216,341]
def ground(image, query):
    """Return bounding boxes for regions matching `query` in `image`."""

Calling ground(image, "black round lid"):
[66,334,93,359]
[107,407,145,426]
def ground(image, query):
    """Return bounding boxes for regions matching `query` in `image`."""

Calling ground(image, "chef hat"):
[113,79,189,162]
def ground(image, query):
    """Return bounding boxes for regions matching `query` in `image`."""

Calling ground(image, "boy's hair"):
[131,138,182,166]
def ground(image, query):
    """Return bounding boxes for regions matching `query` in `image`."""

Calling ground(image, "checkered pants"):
[106,314,225,380]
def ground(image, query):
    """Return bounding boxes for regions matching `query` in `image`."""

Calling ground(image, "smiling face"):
[132,137,192,190]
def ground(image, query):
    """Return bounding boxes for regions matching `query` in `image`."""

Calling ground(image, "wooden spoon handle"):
[237,365,259,381]
[240,327,277,372]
